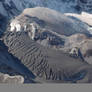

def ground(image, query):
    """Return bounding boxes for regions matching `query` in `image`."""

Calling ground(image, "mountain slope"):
[2,31,92,83]
[9,7,90,36]
[0,0,92,36]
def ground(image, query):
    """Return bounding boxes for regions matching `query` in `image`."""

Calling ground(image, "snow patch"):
[65,12,92,26]
[10,20,21,32]
[29,23,36,40]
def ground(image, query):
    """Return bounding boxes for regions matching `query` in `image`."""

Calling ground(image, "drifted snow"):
[69,47,79,56]
[28,23,36,40]
[65,12,92,26]
[65,12,92,34]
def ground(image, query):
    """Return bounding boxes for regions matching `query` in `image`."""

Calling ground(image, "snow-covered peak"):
[9,7,90,36]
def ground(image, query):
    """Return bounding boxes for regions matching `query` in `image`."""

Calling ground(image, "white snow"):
[65,12,92,26]
[69,47,79,56]
[65,12,92,34]
[29,23,36,40]
[10,20,21,32]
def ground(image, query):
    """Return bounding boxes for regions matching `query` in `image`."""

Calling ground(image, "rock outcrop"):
[2,31,92,83]
[0,1,92,83]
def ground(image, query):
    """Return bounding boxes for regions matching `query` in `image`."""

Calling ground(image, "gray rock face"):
[22,7,90,36]
[64,33,92,64]
[0,4,92,83]
[6,7,92,66]
[9,17,66,49]
[9,7,91,36]
[0,40,36,83]
[2,31,92,83]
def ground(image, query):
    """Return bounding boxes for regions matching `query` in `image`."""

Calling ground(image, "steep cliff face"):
[0,0,24,36]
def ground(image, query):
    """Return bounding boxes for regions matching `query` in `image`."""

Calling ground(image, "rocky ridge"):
[0,0,92,83]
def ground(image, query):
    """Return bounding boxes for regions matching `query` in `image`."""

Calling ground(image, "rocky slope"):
[3,30,92,83]
[8,7,92,65]
[0,0,92,83]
